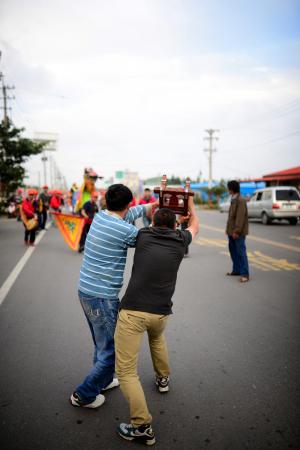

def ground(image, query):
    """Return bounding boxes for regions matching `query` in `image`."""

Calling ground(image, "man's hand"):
[178,213,190,225]
[152,199,159,209]
[232,232,239,240]
[144,199,159,219]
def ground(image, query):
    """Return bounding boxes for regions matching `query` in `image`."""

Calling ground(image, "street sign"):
[33,132,58,151]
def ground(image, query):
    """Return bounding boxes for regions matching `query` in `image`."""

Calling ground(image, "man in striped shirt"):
[70,184,156,409]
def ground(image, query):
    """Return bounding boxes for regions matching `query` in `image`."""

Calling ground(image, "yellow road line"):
[220,251,270,271]
[196,238,227,248]
[197,237,300,272]
[200,224,300,253]
[253,251,300,271]
[247,252,280,271]
[290,235,300,241]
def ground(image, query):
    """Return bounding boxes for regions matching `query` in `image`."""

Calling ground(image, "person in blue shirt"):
[70,184,156,409]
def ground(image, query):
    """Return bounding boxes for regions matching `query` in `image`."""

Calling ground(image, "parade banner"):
[51,212,85,251]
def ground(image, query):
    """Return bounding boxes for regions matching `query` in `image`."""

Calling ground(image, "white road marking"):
[0,223,51,307]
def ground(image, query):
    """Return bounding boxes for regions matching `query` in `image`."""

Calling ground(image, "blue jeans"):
[228,236,249,276]
[76,291,120,402]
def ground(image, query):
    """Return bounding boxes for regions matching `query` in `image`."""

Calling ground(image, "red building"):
[261,166,300,188]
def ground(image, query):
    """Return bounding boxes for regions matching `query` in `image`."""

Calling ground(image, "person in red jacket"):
[21,189,38,246]
[50,190,63,212]
[139,188,157,226]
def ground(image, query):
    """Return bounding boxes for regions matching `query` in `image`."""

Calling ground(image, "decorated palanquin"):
[75,168,103,213]
[154,175,194,216]
[51,212,85,251]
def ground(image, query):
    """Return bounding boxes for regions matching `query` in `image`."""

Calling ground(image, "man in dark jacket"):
[38,185,50,230]
[114,201,199,446]
[226,180,249,282]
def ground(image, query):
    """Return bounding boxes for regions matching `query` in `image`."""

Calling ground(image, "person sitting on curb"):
[70,184,157,409]
[114,199,199,446]
[226,180,250,283]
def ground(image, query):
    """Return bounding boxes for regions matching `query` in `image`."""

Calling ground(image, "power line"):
[224,130,300,154]
[223,99,300,132]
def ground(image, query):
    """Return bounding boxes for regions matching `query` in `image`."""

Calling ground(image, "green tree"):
[201,179,228,208]
[0,121,46,210]
[168,175,182,185]
[210,179,228,198]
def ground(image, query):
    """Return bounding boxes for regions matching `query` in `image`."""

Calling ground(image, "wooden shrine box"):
[154,175,194,216]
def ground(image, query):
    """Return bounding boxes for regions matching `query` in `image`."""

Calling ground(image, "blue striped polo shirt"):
[78,206,145,299]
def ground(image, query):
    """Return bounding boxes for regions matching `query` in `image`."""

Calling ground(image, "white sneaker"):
[102,377,120,391]
[70,392,105,408]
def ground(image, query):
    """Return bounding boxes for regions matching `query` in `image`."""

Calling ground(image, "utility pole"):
[0,71,15,126]
[41,151,48,186]
[49,154,53,188]
[204,129,220,189]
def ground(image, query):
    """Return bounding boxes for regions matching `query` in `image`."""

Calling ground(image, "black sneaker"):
[156,376,170,393]
[117,423,156,446]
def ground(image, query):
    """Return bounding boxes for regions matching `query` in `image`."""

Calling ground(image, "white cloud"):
[0,0,299,186]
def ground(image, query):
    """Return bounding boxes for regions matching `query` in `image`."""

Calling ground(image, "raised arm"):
[186,197,200,240]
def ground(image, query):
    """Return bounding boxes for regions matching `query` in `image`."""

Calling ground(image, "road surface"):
[0,211,299,450]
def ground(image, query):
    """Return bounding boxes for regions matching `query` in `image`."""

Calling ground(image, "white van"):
[247,186,300,225]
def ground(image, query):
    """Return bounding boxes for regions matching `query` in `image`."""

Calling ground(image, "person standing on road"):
[139,188,156,227]
[114,201,199,446]
[78,192,99,253]
[50,190,63,212]
[20,189,38,246]
[70,184,156,409]
[226,180,249,283]
[37,185,50,230]
[70,182,78,213]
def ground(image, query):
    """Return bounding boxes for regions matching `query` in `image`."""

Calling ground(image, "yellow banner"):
[52,213,85,251]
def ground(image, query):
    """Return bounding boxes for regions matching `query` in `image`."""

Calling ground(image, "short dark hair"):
[105,184,133,211]
[144,188,151,192]
[153,208,176,229]
[227,180,240,194]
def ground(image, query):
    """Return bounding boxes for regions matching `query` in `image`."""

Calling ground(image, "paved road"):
[0,212,299,450]
[0,218,27,286]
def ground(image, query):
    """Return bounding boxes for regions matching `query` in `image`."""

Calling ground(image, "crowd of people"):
[9,184,158,251]
[12,185,65,246]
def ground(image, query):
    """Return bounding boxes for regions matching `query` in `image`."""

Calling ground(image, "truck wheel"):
[288,218,298,225]
[262,212,271,225]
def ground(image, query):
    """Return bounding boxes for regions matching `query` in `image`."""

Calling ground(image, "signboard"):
[34,132,58,152]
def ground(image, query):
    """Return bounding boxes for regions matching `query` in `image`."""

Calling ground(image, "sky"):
[0,0,300,186]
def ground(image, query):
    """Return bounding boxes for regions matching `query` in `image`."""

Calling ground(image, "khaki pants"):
[114,309,170,426]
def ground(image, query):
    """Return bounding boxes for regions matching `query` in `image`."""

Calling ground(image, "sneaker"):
[117,423,156,446]
[70,391,105,409]
[156,376,170,393]
[102,377,120,391]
